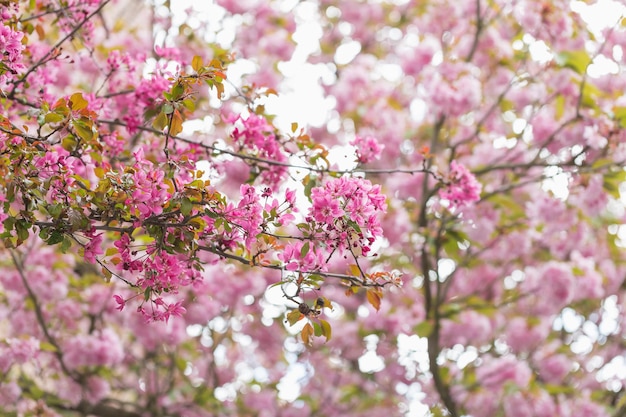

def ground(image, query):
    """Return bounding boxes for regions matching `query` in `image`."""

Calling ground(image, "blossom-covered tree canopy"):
[1,0,626,416]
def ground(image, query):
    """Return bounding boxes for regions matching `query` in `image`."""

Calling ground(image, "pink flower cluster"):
[0,337,39,371]
[422,62,482,117]
[278,240,325,272]
[63,329,124,370]
[128,148,171,219]
[122,73,171,134]
[235,184,264,249]
[0,24,25,84]
[137,298,187,323]
[228,113,288,188]
[83,227,104,264]
[139,249,189,292]
[113,233,143,273]
[350,135,384,164]
[308,177,386,256]
[439,160,482,209]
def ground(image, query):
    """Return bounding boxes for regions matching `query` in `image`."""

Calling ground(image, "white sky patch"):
[571,0,626,34]
[334,40,362,65]
[542,166,570,200]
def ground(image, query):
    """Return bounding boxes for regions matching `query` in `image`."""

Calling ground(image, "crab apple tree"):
[2,0,626,417]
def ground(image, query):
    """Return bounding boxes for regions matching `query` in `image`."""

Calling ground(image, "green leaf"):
[61,135,78,152]
[286,309,303,326]
[15,220,30,242]
[60,236,72,253]
[47,231,64,245]
[320,319,332,342]
[346,219,361,233]
[39,341,58,352]
[44,112,65,124]
[69,92,88,111]
[175,356,188,372]
[414,320,434,338]
[48,204,63,219]
[555,50,591,75]
[614,106,626,128]
[153,111,168,131]
[300,241,310,258]
[182,98,195,112]
[26,383,44,400]
[163,103,174,115]
[191,55,203,72]
[303,177,316,199]
[180,197,193,216]
[313,321,322,337]
[105,247,118,257]
[171,83,184,100]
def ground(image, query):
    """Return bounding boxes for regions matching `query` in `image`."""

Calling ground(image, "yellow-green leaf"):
[73,121,93,141]
[180,197,193,216]
[44,112,65,124]
[286,309,303,326]
[555,50,591,75]
[613,106,626,128]
[61,135,77,152]
[414,320,433,338]
[192,55,203,72]
[153,111,168,131]
[69,92,88,111]
[105,247,118,257]
[39,341,58,352]
[320,319,332,342]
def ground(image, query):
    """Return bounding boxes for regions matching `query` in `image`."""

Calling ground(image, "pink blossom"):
[84,377,110,404]
[503,392,534,417]
[521,262,575,315]
[6,337,40,364]
[113,294,126,311]
[440,310,492,347]
[277,240,325,272]
[63,329,124,369]
[306,177,386,256]
[229,113,288,188]
[439,160,482,209]
[570,174,608,217]
[504,317,550,353]
[0,382,21,405]
[401,36,438,76]
[310,190,344,224]
[164,300,187,323]
[422,62,482,117]
[0,24,25,83]
[476,355,532,390]
[83,228,104,264]
[537,354,571,383]
[350,135,384,164]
